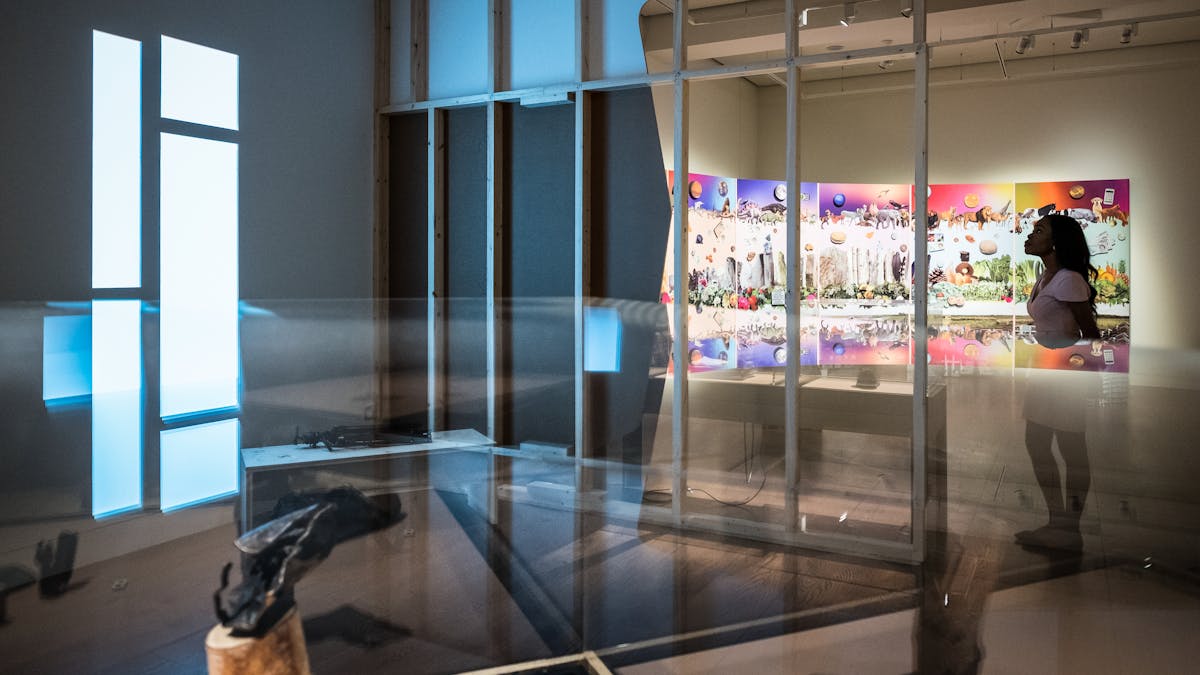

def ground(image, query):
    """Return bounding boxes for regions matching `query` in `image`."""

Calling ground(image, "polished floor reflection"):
[1,369,1197,674]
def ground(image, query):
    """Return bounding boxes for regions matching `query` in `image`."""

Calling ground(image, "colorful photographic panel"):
[816,183,914,308]
[686,305,736,372]
[1014,179,1130,315]
[926,315,1014,368]
[927,183,1016,305]
[1014,317,1130,372]
[818,315,911,366]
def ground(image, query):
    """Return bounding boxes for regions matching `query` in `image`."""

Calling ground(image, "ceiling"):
[640,0,1200,84]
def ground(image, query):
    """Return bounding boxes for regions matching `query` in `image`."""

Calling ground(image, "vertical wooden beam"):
[670,0,690,527]
[573,1,592,475]
[488,0,504,95]
[373,0,392,424]
[911,0,930,564]
[427,108,446,434]
[486,100,506,519]
[783,0,801,534]
[411,0,428,102]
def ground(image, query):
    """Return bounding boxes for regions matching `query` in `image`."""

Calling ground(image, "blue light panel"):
[585,306,622,373]
[92,300,143,518]
[159,133,239,418]
[160,418,239,512]
[43,315,92,404]
[92,30,141,289]
[160,35,239,130]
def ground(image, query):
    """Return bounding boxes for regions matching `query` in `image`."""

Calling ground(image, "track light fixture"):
[1015,34,1034,55]
[1069,28,1088,49]
[840,2,856,27]
[878,59,895,70]
[799,8,809,28]
[1121,23,1138,44]
[899,1,913,18]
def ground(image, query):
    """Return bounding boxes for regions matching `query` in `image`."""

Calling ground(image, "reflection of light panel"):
[160,419,238,512]
[92,300,142,517]
[43,315,92,403]
[160,133,239,418]
[160,36,238,130]
[584,306,622,373]
[92,30,141,289]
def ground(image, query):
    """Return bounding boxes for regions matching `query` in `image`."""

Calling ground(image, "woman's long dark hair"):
[1045,214,1098,314]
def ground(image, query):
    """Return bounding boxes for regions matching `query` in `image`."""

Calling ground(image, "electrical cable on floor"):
[642,422,769,508]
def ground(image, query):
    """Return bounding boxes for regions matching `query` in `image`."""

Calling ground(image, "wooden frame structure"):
[373,0,957,563]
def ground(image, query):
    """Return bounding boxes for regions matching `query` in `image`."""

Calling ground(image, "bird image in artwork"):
[877,188,891,199]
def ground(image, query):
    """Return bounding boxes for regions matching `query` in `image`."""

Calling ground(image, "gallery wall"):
[653,43,1200,355]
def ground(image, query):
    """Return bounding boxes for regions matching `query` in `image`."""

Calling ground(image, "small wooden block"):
[205,607,311,675]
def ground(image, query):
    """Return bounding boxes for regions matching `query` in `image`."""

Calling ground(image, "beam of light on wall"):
[160,35,239,130]
[160,418,238,512]
[92,300,143,518]
[43,315,92,405]
[584,306,622,373]
[160,133,239,418]
[92,30,141,289]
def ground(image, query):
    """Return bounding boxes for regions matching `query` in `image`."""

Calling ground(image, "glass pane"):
[160,35,239,130]
[91,30,141,289]
[159,133,240,418]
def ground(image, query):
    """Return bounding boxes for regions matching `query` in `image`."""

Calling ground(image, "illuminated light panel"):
[160,35,239,130]
[43,315,92,403]
[92,300,143,517]
[584,306,622,373]
[92,30,141,289]
[160,133,239,417]
[160,419,239,512]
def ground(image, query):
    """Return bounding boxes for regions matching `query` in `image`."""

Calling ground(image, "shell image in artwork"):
[830,231,847,244]
[963,193,979,208]
[979,240,998,255]
[688,180,702,199]
[1068,185,1086,199]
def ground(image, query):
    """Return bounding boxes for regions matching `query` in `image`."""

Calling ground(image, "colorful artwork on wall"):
[1014,179,1130,372]
[661,174,1130,372]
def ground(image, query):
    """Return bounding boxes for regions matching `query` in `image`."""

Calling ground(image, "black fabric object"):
[214,486,405,637]
[34,530,77,597]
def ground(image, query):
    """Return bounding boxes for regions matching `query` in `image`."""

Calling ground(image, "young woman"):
[1018,214,1101,550]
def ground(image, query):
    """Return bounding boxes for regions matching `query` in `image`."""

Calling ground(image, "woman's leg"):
[1024,420,1063,524]
[1055,429,1091,532]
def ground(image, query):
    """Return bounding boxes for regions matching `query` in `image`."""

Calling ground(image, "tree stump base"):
[205,607,311,675]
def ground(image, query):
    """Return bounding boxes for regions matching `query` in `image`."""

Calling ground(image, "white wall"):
[651,76,762,179]
[654,43,1200,351]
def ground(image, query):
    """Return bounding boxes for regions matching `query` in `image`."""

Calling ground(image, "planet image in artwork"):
[695,234,703,244]
[832,193,846,208]
[963,193,979,208]
[774,184,787,201]
[1068,184,1086,200]
[773,347,787,364]
[1068,353,1086,368]
[688,180,702,199]
[832,342,845,355]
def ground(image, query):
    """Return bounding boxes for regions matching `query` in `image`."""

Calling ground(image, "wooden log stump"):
[205,607,311,675]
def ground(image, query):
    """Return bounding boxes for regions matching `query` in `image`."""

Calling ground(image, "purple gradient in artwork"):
[818,183,912,219]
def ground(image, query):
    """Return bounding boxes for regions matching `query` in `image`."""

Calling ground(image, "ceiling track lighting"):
[840,2,856,27]
[899,1,913,19]
[799,8,809,28]
[1070,28,1088,49]
[1015,34,1034,55]
[878,59,895,70]
[1121,23,1138,44]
